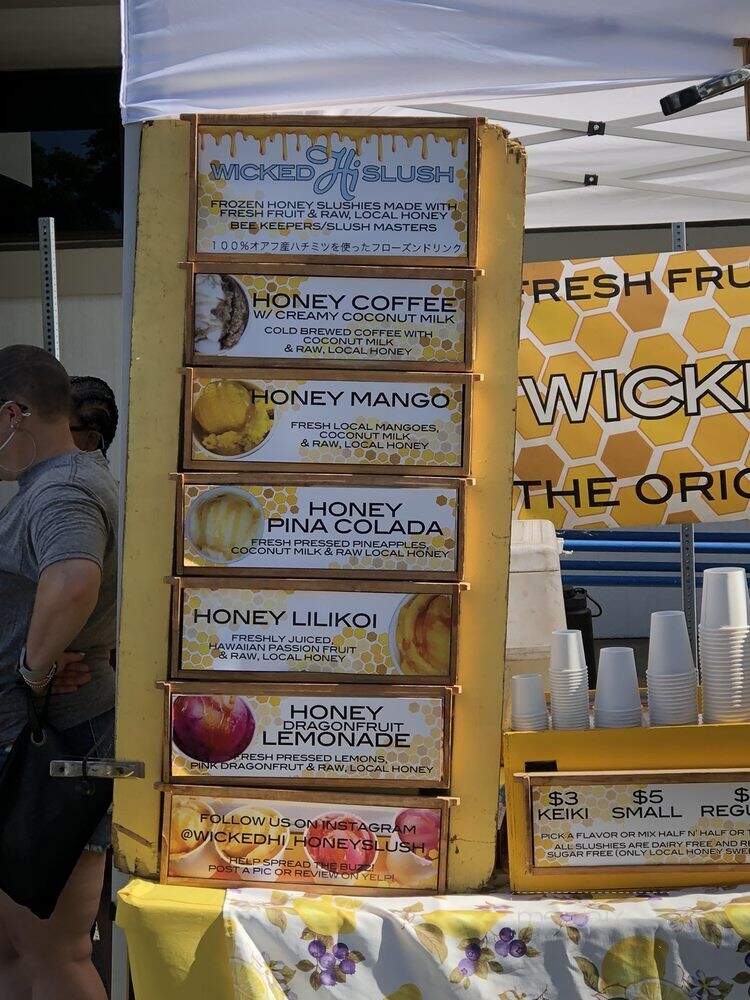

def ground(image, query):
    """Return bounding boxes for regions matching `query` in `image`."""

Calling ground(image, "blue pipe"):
[562,574,682,587]
[561,530,750,543]
[563,540,750,553]
[561,560,750,574]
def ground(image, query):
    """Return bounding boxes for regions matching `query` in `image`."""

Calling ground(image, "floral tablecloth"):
[225,886,750,1000]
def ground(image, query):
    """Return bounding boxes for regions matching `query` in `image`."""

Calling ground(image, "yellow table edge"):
[117,878,235,999]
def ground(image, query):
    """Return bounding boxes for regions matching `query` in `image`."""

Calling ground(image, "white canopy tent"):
[120,0,750,227]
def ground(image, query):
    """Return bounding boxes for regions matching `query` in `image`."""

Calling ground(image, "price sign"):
[529,774,750,869]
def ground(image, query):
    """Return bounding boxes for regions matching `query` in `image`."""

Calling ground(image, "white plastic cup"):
[594,708,643,721]
[511,714,549,732]
[647,671,697,687]
[552,714,590,731]
[649,694,697,703]
[594,709,642,729]
[704,708,750,724]
[701,665,750,678]
[550,629,588,676]
[594,647,641,713]
[550,660,589,729]
[549,670,588,685]
[699,643,750,656]
[650,707,698,726]
[648,611,695,677]
[650,698,697,711]
[648,671,698,725]
[699,644,750,660]
[511,674,548,730]
[701,568,749,630]
[699,626,750,641]
[699,624,750,635]
[512,674,546,715]
[701,667,749,683]
[649,696,697,710]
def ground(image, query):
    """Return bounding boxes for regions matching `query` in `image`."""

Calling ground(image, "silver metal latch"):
[50,759,145,779]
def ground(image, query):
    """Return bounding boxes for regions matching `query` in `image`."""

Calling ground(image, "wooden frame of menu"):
[169,576,463,684]
[174,473,468,582]
[183,261,478,371]
[163,680,455,790]
[185,115,480,267]
[160,783,452,894]
[182,367,474,476]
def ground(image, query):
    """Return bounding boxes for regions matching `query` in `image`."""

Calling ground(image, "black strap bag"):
[0,689,113,919]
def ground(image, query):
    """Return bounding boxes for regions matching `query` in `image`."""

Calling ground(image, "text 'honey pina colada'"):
[177,475,465,580]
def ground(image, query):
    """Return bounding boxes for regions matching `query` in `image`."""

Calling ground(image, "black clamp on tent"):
[587,120,606,135]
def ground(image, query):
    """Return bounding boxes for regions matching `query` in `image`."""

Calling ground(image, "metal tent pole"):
[38,217,60,359]
[670,221,697,662]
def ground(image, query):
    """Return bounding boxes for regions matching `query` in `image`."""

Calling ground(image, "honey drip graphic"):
[200,125,466,160]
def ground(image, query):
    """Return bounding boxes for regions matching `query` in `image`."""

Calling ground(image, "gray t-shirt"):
[0,451,117,743]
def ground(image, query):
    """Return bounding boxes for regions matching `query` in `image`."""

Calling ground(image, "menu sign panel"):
[173,579,458,683]
[191,118,475,263]
[167,684,452,788]
[162,786,449,892]
[530,775,750,869]
[187,267,472,369]
[178,477,464,580]
[185,369,471,474]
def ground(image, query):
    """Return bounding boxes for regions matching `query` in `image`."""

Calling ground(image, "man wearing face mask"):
[0,344,116,1000]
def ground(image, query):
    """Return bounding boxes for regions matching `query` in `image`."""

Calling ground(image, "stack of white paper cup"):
[549,629,590,730]
[593,647,642,728]
[510,674,549,731]
[699,567,750,724]
[647,611,698,726]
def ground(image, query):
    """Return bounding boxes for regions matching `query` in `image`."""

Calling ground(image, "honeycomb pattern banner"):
[514,247,750,528]
[169,690,447,784]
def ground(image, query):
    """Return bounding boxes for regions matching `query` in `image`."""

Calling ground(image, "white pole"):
[38,217,60,359]
[671,221,697,663]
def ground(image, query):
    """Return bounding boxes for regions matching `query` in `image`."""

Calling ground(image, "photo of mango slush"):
[192,378,274,457]
[167,796,219,878]
[392,593,452,676]
[187,487,264,564]
[213,807,289,878]
[194,273,250,353]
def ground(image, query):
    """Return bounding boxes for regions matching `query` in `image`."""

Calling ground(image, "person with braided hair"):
[68,374,120,990]
[69,376,119,458]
